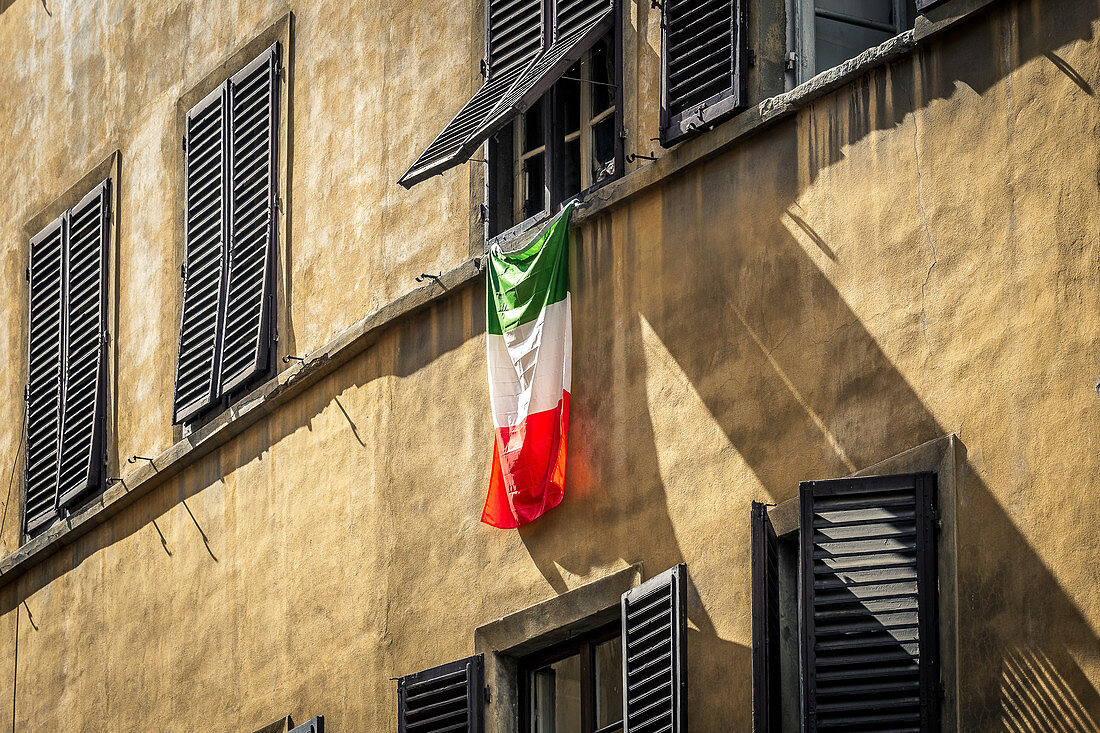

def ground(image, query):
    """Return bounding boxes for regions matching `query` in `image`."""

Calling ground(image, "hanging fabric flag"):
[482,204,574,528]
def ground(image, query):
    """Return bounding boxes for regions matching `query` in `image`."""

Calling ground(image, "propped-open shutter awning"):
[399,0,615,188]
[220,43,280,393]
[25,215,65,534]
[621,563,688,732]
[56,180,110,509]
[799,472,940,731]
[397,654,485,732]
[174,83,228,424]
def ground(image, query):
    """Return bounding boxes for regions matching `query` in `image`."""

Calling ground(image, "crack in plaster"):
[911,113,937,332]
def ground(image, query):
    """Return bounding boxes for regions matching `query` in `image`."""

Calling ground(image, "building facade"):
[0,0,1097,730]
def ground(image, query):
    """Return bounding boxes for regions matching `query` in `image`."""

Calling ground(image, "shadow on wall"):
[515,0,1100,728]
[0,0,1097,729]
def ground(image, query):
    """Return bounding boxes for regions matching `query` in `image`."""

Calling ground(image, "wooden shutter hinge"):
[480,59,488,78]
[180,263,187,280]
[181,135,187,152]
[479,203,488,222]
[484,685,491,703]
[24,385,29,403]
[747,49,756,67]
[273,193,284,213]
[25,266,30,282]
[786,51,798,71]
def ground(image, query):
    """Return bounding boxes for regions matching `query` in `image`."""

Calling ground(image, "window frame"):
[20,154,120,541]
[485,4,624,245]
[518,620,624,733]
[171,17,292,434]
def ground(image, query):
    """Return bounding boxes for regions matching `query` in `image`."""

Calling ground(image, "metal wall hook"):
[416,272,443,286]
[627,152,659,163]
[128,455,155,465]
[282,354,306,364]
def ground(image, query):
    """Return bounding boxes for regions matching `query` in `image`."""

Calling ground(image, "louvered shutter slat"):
[25,216,65,533]
[621,564,687,733]
[659,0,745,146]
[56,180,110,509]
[800,473,939,732]
[219,43,280,394]
[397,654,484,733]
[174,86,227,423]
[751,501,781,733]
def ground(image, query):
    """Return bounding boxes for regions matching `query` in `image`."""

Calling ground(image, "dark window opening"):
[488,33,622,239]
[799,0,916,80]
[520,622,625,733]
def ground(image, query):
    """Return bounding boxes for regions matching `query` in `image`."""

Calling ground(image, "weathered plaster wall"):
[0,0,1097,730]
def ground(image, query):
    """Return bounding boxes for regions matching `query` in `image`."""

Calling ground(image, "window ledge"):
[0,256,486,587]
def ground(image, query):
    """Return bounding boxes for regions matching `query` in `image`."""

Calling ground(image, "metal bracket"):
[416,272,443,286]
[180,263,187,280]
[786,51,798,71]
[627,152,658,163]
[282,354,306,364]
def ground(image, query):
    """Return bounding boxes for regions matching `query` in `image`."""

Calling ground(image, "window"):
[174,43,281,425]
[25,179,111,535]
[399,0,618,193]
[658,0,747,146]
[398,565,688,733]
[795,0,915,81]
[520,622,623,733]
[488,34,621,237]
[751,472,941,731]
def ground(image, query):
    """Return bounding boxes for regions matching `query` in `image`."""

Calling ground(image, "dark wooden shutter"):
[916,0,947,11]
[799,472,939,732]
[175,84,228,423]
[25,215,66,533]
[219,43,280,394]
[56,180,110,509]
[659,0,746,146]
[751,502,781,733]
[397,654,485,733]
[621,563,688,733]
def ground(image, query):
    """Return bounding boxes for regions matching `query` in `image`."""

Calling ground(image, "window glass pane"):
[524,97,546,153]
[564,138,581,199]
[813,17,891,73]
[589,37,615,115]
[816,0,895,26]
[560,68,582,135]
[595,637,624,728]
[592,116,615,184]
[524,153,546,218]
[529,654,583,733]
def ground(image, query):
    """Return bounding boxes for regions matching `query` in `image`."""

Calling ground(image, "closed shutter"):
[620,564,688,733]
[659,0,746,146]
[399,0,615,188]
[25,215,65,533]
[220,43,280,393]
[799,472,939,731]
[56,180,110,509]
[751,502,781,733]
[397,654,485,733]
[174,84,228,423]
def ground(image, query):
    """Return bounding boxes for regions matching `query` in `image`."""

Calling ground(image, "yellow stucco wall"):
[0,0,1097,730]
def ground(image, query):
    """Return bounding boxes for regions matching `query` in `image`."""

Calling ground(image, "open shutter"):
[174,84,228,423]
[799,472,939,732]
[25,215,65,533]
[751,502,781,733]
[219,43,280,394]
[56,179,110,509]
[399,0,543,187]
[397,654,485,733]
[399,0,615,188]
[659,0,746,146]
[621,564,688,733]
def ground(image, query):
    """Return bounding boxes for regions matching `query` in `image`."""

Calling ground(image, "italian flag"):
[482,204,573,528]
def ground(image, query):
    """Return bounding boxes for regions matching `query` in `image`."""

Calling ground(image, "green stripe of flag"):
[486,204,572,336]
